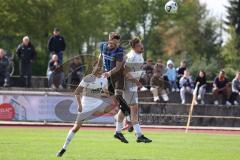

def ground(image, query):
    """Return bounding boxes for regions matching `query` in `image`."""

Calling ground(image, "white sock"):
[63,130,75,150]
[116,122,123,133]
[133,123,142,137]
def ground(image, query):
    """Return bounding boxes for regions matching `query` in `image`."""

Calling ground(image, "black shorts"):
[107,68,124,95]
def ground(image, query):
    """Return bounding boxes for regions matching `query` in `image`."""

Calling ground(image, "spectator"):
[0,49,10,87]
[150,69,169,103]
[179,70,194,104]
[212,70,231,105]
[176,60,187,87]
[154,59,165,77]
[195,70,207,104]
[69,57,84,86]
[229,72,240,105]
[16,36,36,87]
[142,59,154,86]
[47,28,66,64]
[165,59,178,92]
[47,54,64,89]
[177,60,187,77]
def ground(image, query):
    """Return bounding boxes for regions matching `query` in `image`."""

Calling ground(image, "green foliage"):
[225,0,240,49]
[221,0,240,74]
[0,0,234,76]
[221,27,240,69]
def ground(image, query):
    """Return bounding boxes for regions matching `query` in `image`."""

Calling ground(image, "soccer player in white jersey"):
[114,37,152,143]
[56,61,117,157]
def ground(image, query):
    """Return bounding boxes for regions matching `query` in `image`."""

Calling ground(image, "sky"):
[199,0,229,18]
[199,0,230,42]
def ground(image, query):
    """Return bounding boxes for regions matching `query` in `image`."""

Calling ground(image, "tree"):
[225,0,240,49]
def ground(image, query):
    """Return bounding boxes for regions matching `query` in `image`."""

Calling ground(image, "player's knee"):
[115,89,123,96]
[131,120,139,125]
[72,124,81,133]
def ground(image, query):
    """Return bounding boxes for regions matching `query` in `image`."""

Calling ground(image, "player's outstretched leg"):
[56,123,81,157]
[114,110,128,143]
[130,105,152,143]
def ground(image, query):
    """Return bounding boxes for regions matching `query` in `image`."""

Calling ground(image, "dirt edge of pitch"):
[1,121,240,132]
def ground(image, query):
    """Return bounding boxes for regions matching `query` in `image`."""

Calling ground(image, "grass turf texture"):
[0,128,240,160]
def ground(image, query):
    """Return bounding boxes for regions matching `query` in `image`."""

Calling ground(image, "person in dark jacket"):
[47,54,64,89]
[177,60,187,77]
[195,70,207,104]
[212,70,231,105]
[0,48,9,87]
[16,36,36,87]
[69,57,84,87]
[47,28,66,64]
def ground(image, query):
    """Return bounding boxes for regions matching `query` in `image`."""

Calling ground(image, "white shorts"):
[123,80,139,105]
[75,96,116,123]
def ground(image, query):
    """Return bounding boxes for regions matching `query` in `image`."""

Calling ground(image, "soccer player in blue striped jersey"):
[99,32,131,143]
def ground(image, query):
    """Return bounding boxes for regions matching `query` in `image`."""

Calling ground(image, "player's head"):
[92,60,103,76]
[130,37,144,53]
[108,32,120,50]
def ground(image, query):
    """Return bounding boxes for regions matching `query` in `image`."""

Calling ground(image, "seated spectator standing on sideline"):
[229,72,240,105]
[0,49,10,87]
[212,70,231,105]
[47,54,64,89]
[47,28,66,64]
[179,70,194,104]
[69,57,84,87]
[176,60,187,87]
[142,59,154,87]
[150,67,169,103]
[195,70,207,104]
[16,36,36,88]
[165,59,179,92]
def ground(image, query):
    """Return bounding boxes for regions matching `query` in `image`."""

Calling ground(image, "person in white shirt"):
[179,70,194,104]
[56,61,118,157]
[114,37,152,143]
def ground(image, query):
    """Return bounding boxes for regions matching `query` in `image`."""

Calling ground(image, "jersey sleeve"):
[79,79,88,88]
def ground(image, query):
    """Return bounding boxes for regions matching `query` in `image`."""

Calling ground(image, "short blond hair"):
[23,36,30,42]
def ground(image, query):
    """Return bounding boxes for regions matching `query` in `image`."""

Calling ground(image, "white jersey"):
[79,74,108,109]
[125,50,144,92]
[76,74,117,122]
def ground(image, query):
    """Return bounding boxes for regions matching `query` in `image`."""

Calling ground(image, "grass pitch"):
[0,127,240,160]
